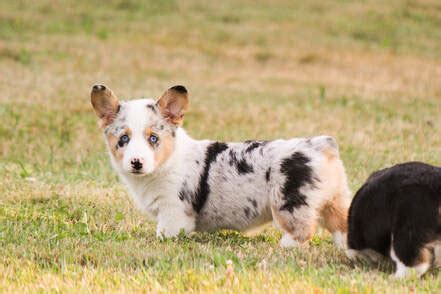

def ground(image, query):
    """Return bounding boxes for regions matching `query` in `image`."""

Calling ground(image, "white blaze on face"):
[92,84,189,177]
[120,99,157,175]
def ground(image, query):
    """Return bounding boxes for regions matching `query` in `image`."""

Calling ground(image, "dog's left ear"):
[91,84,120,127]
[157,85,189,126]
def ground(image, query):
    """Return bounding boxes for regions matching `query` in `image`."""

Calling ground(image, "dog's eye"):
[118,134,130,147]
[148,134,159,144]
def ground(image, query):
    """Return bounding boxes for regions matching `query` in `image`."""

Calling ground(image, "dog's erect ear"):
[157,85,189,126]
[91,84,120,127]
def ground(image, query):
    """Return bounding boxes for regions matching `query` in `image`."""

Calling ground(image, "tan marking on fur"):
[106,133,123,161]
[106,128,131,162]
[317,152,350,234]
[427,241,441,267]
[271,205,293,232]
[153,131,175,168]
[91,85,119,127]
[319,197,348,233]
[184,206,196,218]
[414,246,432,267]
[271,205,315,243]
[144,128,153,138]
[322,146,338,161]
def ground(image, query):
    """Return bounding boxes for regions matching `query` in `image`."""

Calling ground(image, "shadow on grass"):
[346,256,441,278]
[175,230,277,246]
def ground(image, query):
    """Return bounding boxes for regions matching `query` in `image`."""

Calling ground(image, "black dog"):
[347,162,441,278]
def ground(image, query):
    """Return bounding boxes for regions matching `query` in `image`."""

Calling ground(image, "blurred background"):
[0,1,440,291]
[1,0,440,187]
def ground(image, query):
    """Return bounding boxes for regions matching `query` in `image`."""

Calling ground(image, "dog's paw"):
[332,231,347,249]
[280,234,301,248]
[393,267,409,279]
[156,225,192,239]
[156,225,177,239]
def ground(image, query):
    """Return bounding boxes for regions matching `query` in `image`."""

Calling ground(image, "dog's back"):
[187,135,351,248]
[347,162,441,278]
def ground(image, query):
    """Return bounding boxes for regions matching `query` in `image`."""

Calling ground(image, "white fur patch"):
[332,231,347,249]
[390,246,430,279]
[280,234,301,248]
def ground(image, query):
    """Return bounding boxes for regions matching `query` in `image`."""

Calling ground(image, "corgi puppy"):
[347,162,441,278]
[90,84,350,248]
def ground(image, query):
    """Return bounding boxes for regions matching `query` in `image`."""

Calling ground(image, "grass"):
[0,0,440,292]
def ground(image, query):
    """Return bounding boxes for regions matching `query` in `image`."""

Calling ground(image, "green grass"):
[0,0,440,292]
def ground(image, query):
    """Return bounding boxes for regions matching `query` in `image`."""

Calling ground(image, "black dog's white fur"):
[347,162,441,278]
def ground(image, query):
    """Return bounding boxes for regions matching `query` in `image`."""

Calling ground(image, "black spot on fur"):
[178,192,185,201]
[244,202,259,219]
[244,207,251,218]
[192,142,229,213]
[228,149,237,166]
[245,142,260,153]
[265,168,271,182]
[229,149,254,174]
[237,159,254,174]
[146,104,157,113]
[178,182,190,201]
[195,160,200,165]
[279,152,315,213]
[248,197,258,208]
[170,85,187,94]
[244,140,268,153]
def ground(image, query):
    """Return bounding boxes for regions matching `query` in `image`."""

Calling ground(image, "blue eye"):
[149,134,158,144]
[118,134,130,147]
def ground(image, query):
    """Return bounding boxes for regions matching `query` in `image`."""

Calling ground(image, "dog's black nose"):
[131,158,143,171]
[92,84,106,92]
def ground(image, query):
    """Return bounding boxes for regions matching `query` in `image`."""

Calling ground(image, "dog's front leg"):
[156,206,196,238]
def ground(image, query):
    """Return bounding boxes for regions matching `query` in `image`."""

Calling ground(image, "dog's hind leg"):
[319,192,350,249]
[271,204,318,248]
[391,187,437,278]
[316,148,351,249]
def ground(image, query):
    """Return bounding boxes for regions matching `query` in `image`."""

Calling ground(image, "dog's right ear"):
[156,85,189,126]
[91,84,120,127]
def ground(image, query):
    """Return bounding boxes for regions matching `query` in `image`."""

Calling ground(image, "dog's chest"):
[122,175,172,219]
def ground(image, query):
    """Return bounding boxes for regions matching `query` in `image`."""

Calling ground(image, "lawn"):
[1,0,440,292]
